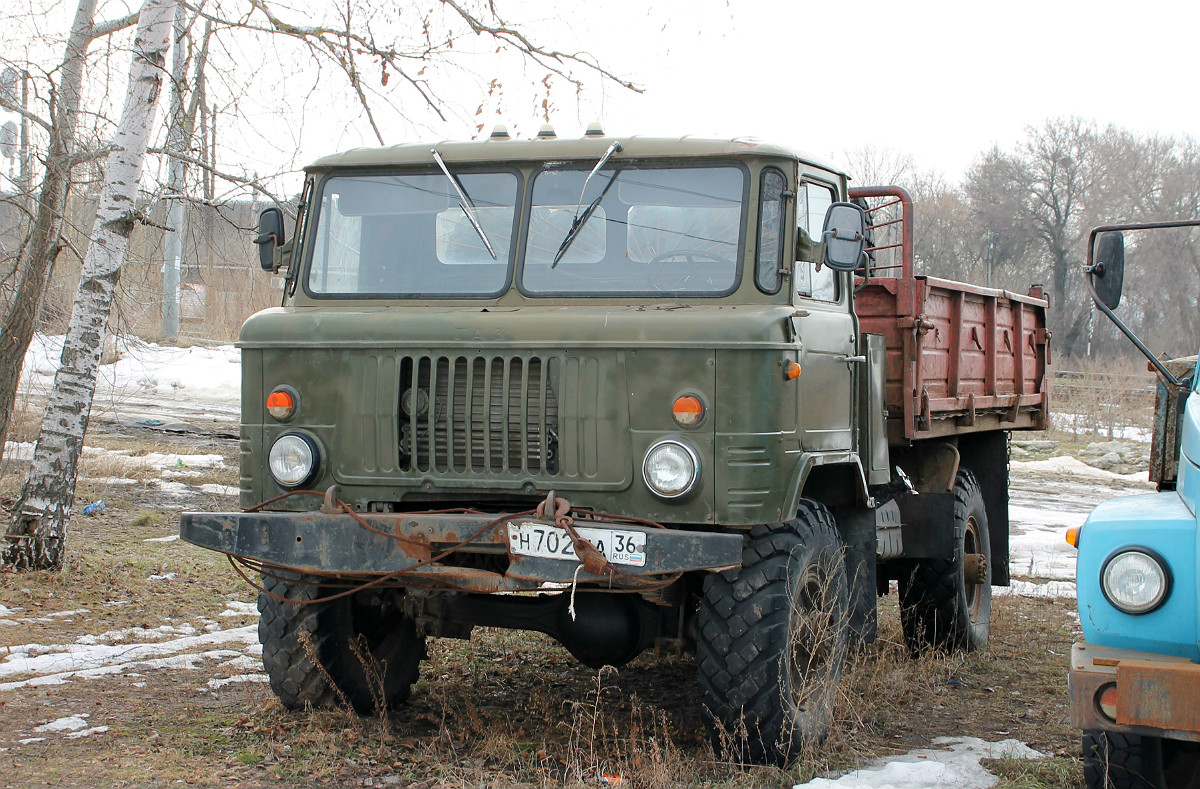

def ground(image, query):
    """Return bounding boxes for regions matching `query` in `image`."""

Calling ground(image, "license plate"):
[506,522,647,567]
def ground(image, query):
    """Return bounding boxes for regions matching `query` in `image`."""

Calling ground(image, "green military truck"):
[181,130,1050,764]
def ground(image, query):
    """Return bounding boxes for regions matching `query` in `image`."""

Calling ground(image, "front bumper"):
[1069,641,1200,743]
[179,509,743,593]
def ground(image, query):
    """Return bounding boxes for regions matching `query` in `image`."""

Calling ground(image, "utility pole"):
[161,1,188,340]
[984,231,999,288]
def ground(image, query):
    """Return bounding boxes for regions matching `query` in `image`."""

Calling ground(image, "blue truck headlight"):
[1101,548,1171,614]
[268,433,319,488]
[643,440,700,498]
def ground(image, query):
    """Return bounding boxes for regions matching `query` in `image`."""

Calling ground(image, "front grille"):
[398,355,559,474]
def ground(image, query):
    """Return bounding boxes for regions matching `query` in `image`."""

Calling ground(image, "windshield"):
[522,165,745,295]
[306,171,519,297]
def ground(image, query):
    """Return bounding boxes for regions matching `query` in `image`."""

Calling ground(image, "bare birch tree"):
[0,2,139,466]
[3,0,174,570]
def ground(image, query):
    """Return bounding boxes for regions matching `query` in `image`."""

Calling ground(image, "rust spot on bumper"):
[1116,659,1200,734]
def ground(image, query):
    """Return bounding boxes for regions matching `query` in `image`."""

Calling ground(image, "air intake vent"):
[398,355,559,475]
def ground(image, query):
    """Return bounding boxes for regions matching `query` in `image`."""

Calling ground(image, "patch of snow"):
[46,609,90,619]
[148,572,177,581]
[76,624,198,645]
[3,441,34,462]
[139,452,225,470]
[143,534,180,543]
[34,714,89,733]
[0,604,13,616]
[793,737,1042,789]
[199,483,240,496]
[1007,464,1152,586]
[208,673,268,689]
[65,726,109,739]
[153,480,196,498]
[81,476,139,486]
[996,580,1077,599]
[160,469,204,480]
[0,624,258,691]
[220,601,258,617]
[216,655,263,672]
[23,334,240,403]
[17,738,46,745]
[1011,456,1152,484]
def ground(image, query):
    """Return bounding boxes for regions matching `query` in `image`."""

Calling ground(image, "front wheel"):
[1083,730,1200,789]
[696,501,849,765]
[258,573,426,714]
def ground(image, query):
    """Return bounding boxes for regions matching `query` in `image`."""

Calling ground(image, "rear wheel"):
[1083,730,1200,789]
[899,468,992,652]
[696,500,849,765]
[258,573,426,713]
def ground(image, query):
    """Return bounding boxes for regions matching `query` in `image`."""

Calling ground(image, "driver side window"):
[797,181,838,302]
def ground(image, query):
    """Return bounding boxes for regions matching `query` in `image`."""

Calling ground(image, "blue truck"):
[1069,221,1200,788]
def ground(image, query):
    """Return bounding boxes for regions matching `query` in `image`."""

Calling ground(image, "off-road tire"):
[258,573,426,714]
[1083,730,1200,789]
[697,500,849,765]
[899,468,992,653]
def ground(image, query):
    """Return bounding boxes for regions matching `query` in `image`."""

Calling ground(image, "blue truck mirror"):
[1090,231,1124,310]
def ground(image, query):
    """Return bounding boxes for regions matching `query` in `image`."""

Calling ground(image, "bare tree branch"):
[89,11,140,40]
[438,0,642,94]
[0,95,51,133]
[148,145,292,212]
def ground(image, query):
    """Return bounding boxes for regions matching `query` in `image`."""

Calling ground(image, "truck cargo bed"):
[849,186,1050,444]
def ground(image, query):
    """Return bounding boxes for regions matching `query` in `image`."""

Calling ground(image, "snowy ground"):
[11,333,1160,786]
[0,600,263,695]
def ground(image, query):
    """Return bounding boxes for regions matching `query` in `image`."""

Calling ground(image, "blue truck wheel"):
[1083,730,1200,789]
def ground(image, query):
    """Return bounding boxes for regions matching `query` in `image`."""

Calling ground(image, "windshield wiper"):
[431,148,497,260]
[552,141,623,268]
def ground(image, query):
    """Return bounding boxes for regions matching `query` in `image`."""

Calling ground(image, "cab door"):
[793,179,856,451]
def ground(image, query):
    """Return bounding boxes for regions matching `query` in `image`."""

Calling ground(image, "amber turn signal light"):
[266,389,296,421]
[784,361,802,380]
[1097,683,1118,721]
[1066,527,1079,548]
[672,395,704,427]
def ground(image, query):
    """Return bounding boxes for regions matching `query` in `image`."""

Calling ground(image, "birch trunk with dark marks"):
[0,0,99,467]
[3,0,174,571]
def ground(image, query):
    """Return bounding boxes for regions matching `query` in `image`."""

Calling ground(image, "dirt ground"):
[0,424,1089,789]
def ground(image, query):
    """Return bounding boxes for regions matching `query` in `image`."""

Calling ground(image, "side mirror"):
[1090,231,1125,310]
[821,202,868,271]
[254,207,286,272]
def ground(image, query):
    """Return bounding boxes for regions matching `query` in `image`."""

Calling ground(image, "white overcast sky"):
[1,0,1197,191]
[511,0,1200,181]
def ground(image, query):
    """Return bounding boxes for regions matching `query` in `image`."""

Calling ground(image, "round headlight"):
[268,433,318,488]
[1101,549,1170,615]
[643,440,700,499]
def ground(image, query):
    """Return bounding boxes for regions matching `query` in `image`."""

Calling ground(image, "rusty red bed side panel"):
[849,185,1050,443]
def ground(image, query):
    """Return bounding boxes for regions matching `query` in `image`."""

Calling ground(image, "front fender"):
[1077,491,1199,661]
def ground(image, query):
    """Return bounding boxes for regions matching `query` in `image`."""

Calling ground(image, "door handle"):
[839,355,867,363]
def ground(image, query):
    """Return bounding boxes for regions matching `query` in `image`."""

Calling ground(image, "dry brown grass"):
[0,425,1085,787]
[1049,356,1156,443]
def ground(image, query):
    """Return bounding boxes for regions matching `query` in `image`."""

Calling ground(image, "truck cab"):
[182,131,1049,765]
[1068,225,1200,788]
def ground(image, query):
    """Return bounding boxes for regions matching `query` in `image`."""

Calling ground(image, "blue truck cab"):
[1068,225,1200,789]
